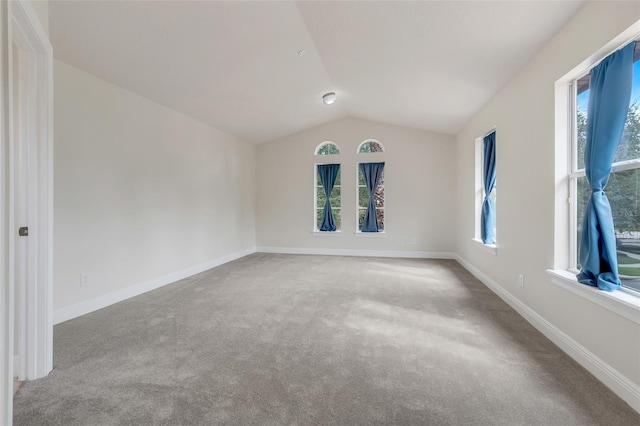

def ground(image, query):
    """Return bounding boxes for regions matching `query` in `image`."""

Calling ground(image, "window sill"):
[312,231,342,237]
[546,269,640,325]
[472,238,497,255]
[355,231,387,238]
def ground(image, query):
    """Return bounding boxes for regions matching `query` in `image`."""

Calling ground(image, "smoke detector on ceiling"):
[322,92,337,105]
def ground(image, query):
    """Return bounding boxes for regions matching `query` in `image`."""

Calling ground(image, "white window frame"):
[568,49,640,288]
[313,163,342,234]
[568,75,586,272]
[355,139,386,235]
[550,25,640,322]
[357,139,385,154]
[315,141,341,156]
[473,130,497,255]
[313,142,341,235]
[356,163,385,235]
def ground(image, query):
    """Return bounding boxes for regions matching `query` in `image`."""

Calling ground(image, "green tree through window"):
[357,141,385,232]
[314,142,341,231]
[575,58,640,291]
[316,167,341,230]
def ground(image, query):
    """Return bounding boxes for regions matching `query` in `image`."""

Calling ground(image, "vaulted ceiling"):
[49,1,585,144]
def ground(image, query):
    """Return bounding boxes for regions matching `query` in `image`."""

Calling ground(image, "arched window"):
[315,141,341,155]
[357,140,384,153]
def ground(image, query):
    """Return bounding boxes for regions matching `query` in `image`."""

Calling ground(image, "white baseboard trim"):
[454,254,640,414]
[13,356,19,379]
[53,247,256,325]
[256,246,455,259]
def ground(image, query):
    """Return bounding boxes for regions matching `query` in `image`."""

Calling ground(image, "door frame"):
[1,0,52,424]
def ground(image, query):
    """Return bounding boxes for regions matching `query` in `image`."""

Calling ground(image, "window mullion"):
[611,158,640,173]
[569,79,579,270]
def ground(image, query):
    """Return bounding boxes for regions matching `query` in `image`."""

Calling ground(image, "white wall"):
[256,117,456,255]
[29,0,48,35]
[455,0,640,394]
[53,60,256,314]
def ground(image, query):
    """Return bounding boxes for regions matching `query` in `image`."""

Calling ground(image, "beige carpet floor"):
[13,253,640,425]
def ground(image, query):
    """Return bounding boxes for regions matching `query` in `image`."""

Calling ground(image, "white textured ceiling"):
[49,0,585,144]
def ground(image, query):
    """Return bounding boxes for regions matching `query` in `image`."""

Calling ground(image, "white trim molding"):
[456,255,640,413]
[2,0,53,423]
[312,231,343,237]
[0,2,11,423]
[257,246,454,259]
[471,238,497,255]
[10,0,54,382]
[11,2,53,380]
[13,356,19,379]
[547,269,640,325]
[354,231,387,238]
[53,247,256,325]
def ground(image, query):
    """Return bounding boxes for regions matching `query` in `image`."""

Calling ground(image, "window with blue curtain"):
[315,164,341,231]
[358,162,385,232]
[481,132,496,244]
[572,41,638,292]
[314,142,341,232]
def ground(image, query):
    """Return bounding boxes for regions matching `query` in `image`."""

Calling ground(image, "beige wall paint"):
[29,0,48,35]
[455,1,640,388]
[256,117,456,254]
[53,60,256,312]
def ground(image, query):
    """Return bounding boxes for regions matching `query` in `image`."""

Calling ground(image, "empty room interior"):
[3,0,640,424]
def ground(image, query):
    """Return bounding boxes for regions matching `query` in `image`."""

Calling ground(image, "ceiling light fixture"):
[322,92,337,105]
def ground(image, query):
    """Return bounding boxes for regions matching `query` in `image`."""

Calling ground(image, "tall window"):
[315,165,341,231]
[357,140,385,232]
[475,131,496,246]
[314,142,341,232]
[570,42,640,292]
